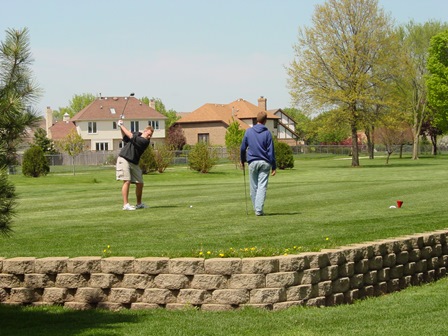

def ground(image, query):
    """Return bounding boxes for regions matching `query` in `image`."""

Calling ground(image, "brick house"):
[46,96,167,151]
[175,96,281,146]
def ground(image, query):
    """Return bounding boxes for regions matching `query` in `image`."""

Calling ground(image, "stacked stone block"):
[0,230,447,311]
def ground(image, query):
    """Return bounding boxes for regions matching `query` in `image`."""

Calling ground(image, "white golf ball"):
[190,205,193,208]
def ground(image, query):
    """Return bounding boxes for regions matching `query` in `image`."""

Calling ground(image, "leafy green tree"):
[310,110,351,144]
[0,167,15,235]
[52,93,95,120]
[33,127,57,154]
[426,29,448,152]
[188,142,218,173]
[22,145,49,177]
[397,20,448,160]
[56,129,85,175]
[287,0,401,167]
[225,119,245,168]
[141,96,179,128]
[0,27,42,168]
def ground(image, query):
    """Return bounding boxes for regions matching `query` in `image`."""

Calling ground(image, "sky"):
[1,0,448,115]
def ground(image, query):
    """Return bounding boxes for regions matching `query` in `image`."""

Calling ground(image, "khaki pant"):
[116,157,144,184]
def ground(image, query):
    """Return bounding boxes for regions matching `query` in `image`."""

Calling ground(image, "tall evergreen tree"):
[0,27,42,167]
[0,27,41,233]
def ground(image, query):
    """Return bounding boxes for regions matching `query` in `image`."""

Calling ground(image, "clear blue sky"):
[1,0,447,115]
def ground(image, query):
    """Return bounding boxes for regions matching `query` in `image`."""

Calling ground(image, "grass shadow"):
[0,304,140,336]
[264,211,302,216]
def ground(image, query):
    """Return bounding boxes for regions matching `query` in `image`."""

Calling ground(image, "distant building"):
[175,96,302,146]
[47,96,167,151]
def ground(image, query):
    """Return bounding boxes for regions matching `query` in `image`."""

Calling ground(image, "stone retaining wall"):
[1,230,447,311]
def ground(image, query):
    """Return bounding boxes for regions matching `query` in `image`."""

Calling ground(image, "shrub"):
[139,146,157,174]
[188,142,219,173]
[153,144,174,173]
[22,146,50,177]
[225,120,244,168]
[275,142,294,169]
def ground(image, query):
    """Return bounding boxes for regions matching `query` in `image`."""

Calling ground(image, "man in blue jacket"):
[240,111,276,216]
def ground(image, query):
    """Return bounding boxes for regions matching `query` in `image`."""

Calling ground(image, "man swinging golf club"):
[240,111,276,216]
[116,95,154,210]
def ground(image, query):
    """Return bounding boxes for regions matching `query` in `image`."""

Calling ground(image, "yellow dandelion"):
[207,251,211,255]
[325,237,329,241]
[219,253,225,257]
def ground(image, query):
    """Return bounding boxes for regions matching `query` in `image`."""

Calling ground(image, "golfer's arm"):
[119,124,133,139]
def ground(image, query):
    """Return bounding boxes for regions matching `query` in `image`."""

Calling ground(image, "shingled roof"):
[71,96,167,121]
[176,98,279,128]
[49,121,77,140]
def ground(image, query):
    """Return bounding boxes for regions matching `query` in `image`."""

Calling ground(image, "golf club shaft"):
[120,93,134,119]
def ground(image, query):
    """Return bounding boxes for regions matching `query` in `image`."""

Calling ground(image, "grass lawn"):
[1,154,448,335]
[2,154,448,258]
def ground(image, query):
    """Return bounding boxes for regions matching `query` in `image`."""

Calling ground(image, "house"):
[174,96,280,146]
[270,109,302,146]
[47,96,167,151]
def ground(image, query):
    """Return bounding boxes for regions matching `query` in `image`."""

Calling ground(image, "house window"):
[110,108,116,115]
[148,120,159,129]
[252,118,257,126]
[198,133,209,143]
[131,121,139,132]
[274,119,278,129]
[95,142,109,151]
[112,121,117,130]
[88,122,97,134]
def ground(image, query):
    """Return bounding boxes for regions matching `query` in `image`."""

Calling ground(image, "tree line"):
[287,0,448,167]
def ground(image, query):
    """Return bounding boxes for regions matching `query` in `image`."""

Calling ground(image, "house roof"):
[49,121,77,140]
[176,98,279,129]
[71,96,167,121]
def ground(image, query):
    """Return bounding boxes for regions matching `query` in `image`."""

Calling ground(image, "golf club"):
[243,163,248,215]
[120,92,135,119]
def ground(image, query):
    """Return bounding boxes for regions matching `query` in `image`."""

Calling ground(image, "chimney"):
[46,106,53,138]
[149,99,156,110]
[258,96,267,111]
[63,112,70,123]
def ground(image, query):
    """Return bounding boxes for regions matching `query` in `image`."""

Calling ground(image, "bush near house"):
[21,146,50,177]
[139,146,157,174]
[188,142,219,173]
[275,142,294,169]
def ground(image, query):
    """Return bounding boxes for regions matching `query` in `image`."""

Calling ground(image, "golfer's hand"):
[271,169,276,176]
[118,120,124,127]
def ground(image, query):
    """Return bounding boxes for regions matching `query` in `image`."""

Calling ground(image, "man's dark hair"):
[257,111,268,124]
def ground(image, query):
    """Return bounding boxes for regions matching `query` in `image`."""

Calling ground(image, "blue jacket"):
[240,124,276,170]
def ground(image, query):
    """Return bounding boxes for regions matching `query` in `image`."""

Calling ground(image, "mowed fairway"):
[2,154,448,259]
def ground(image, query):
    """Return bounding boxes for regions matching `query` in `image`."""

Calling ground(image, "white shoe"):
[135,203,148,209]
[123,203,136,211]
